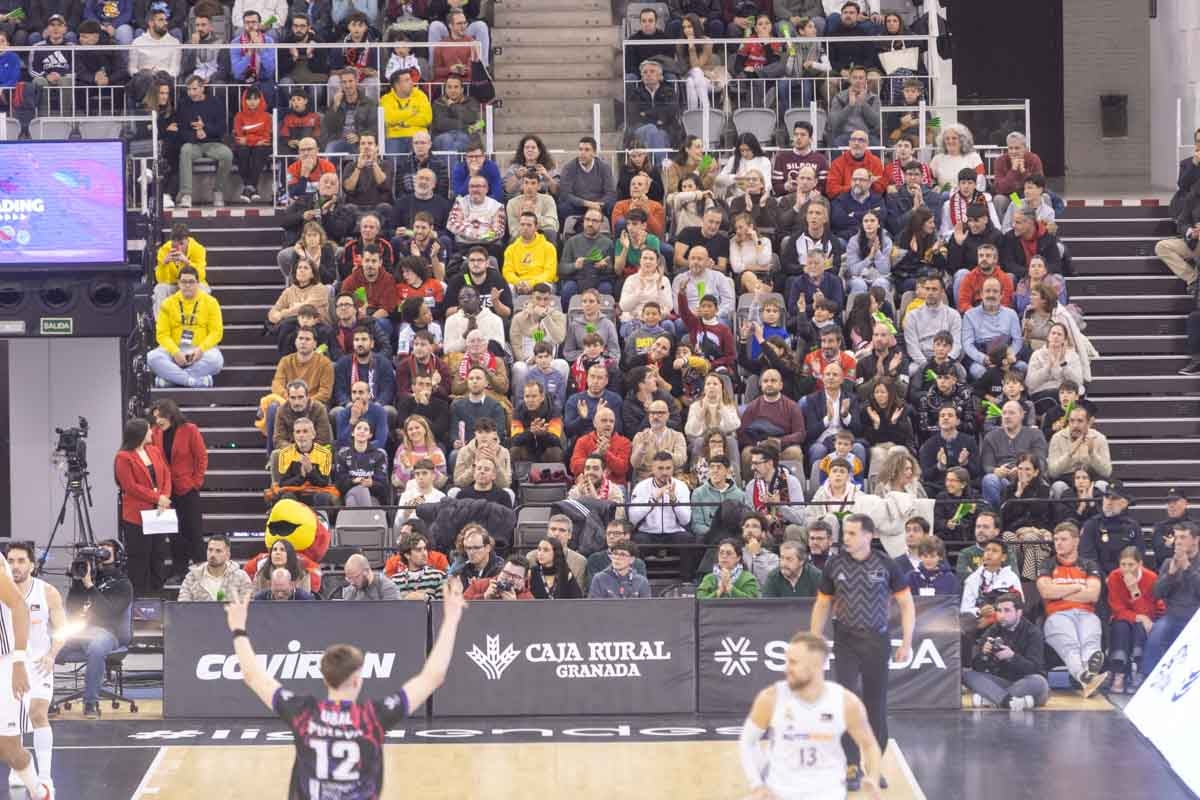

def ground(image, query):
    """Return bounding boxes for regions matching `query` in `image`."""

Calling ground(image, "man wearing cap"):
[28,14,75,115]
[1080,481,1142,576]
[1152,489,1194,570]
[1046,405,1112,492]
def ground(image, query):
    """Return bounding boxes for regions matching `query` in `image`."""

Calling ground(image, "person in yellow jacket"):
[148,266,226,388]
[502,211,559,293]
[153,223,209,316]
[380,70,432,155]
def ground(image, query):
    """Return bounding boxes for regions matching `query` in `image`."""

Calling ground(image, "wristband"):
[230,629,248,641]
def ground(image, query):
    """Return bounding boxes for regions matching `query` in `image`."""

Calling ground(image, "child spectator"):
[907,535,959,595]
[677,290,738,375]
[384,30,422,82]
[740,296,789,361]
[908,330,965,402]
[978,370,1033,436]
[1040,379,1087,440]
[621,302,673,367]
[278,88,321,154]
[526,342,569,414]
[812,430,866,489]
[395,297,444,356]
[919,361,976,440]
[673,342,710,405]
[570,333,617,393]
[232,86,272,203]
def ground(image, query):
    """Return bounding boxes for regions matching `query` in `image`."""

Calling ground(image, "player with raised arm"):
[738,632,883,800]
[0,546,47,798]
[224,580,468,799]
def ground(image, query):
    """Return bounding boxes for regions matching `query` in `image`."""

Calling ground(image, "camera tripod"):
[40,468,98,575]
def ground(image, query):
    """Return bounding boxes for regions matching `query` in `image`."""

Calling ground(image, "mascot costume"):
[245,498,331,592]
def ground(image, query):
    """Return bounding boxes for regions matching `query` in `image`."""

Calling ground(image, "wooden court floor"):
[131,740,924,800]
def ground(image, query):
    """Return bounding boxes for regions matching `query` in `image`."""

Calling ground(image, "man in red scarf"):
[1000,205,1063,281]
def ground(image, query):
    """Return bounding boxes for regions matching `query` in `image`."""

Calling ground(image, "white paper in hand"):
[141,509,179,535]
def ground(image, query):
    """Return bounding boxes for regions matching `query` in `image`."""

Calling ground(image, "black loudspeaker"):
[0,273,138,338]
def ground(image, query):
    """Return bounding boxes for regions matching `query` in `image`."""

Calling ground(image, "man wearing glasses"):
[452,526,503,590]
[464,554,534,600]
[285,137,336,199]
[826,127,886,199]
[450,142,504,202]
[147,265,226,388]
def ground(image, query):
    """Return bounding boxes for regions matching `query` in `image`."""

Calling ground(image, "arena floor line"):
[129,741,922,800]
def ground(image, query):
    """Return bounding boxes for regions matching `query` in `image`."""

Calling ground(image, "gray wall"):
[1061,0,1151,181]
[1149,0,1200,189]
[9,339,123,565]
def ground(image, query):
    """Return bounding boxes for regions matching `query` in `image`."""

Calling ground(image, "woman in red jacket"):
[114,417,172,595]
[152,399,208,580]
[1106,546,1164,693]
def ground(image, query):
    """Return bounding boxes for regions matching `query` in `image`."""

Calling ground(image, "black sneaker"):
[83,702,100,719]
[845,765,862,791]
[1180,360,1200,376]
[1087,650,1106,674]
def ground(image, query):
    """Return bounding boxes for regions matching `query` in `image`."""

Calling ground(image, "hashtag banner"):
[696,597,962,713]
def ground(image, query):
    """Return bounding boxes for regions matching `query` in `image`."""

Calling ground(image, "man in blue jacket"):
[176,74,233,208]
[332,325,398,432]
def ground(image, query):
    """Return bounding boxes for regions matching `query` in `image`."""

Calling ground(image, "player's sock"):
[15,760,41,795]
[33,726,52,781]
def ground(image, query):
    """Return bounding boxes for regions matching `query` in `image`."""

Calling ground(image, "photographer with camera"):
[61,539,133,719]
[463,555,534,600]
[962,593,1049,711]
[114,418,172,595]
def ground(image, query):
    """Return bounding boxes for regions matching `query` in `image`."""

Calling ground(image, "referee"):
[809,513,915,791]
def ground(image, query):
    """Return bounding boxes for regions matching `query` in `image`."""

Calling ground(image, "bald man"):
[341,554,401,601]
[252,568,317,601]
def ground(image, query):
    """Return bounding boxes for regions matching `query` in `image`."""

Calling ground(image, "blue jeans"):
[632,124,671,164]
[1142,615,1191,678]
[58,627,120,704]
[1108,618,1148,675]
[982,473,1009,508]
[385,137,413,155]
[326,139,357,155]
[147,347,224,387]
[433,131,472,153]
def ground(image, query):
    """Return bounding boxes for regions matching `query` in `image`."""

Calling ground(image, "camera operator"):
[60,540,133,719]
[463,555,534,600]
[962,592,1050,711]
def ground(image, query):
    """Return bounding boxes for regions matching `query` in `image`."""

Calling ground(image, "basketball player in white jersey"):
[6,544,63,790]
[0,545,49,799]
[739,632,883,800]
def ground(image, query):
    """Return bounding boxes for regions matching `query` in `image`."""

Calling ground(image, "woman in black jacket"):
[1001,453,1053,533]
[333,420,389,506]
[529,537,582,599]
[890,207,947,293]
[860,377,916,490]
[1055,466,1102,528]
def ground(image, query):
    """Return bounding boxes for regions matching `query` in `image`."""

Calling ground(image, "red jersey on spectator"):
[287,157,336,192]
[340,268,399,315]
[1038,556,1103,616]
[802,349,857,390]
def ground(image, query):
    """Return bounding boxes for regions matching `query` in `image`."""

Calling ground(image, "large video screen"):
[0,140,128,269]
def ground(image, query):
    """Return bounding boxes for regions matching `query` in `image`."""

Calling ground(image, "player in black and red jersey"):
[223,580,467,800]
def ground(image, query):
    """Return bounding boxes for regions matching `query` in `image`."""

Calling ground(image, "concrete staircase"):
[1057,204,1200,535]
[491,0,622,155]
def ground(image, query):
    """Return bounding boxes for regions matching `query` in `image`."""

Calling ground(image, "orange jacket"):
[826,150,886,198]
[956,266,1015,312]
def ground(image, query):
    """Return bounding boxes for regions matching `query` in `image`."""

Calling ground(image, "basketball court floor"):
[29,698,1195,799]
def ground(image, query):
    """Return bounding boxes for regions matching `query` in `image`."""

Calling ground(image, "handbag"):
[469,58,496,103]
[879,46,920,75]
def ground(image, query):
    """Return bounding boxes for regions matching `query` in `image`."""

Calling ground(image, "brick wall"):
[1061,0,1150,180]
[1149,0,1200,189]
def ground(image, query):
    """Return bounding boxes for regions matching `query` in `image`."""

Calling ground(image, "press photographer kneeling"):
[962,592,1050,711]
[61,541,133,719]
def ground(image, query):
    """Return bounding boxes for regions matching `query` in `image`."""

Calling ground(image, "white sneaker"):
[1006,696,1030,711]
[212,191,225,208]
[176,194,192,208]
[970,693,993,709]
[7,767,21,787]
[161,194,174,210]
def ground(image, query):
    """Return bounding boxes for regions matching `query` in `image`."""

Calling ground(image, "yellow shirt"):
[381,87,432,139]
[501,233,558,287]
[156,290,224,355]
[155,238,208,285]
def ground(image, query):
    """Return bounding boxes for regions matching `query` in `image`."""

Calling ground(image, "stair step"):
[217,323,275,346]
[1088,375,1200,395]
[1060,238,1160,258]
[1118,481,1200,501]
[1090,354,1190,377]
[494,27,618,46]
[1058,205,1169,219]
[1054,219,1175,236]
[498,97,617,125]
[494,60,618,81]
[495,111,613,133]
[152,384,265,404]
[493,79,623,101]
[1084,315,1185,336]
[1092,417,1200,437]
[162,227,283,247]
[1066,275,1185,295]
[208,265,286,285]
[220,304,277,325]
[491,131,623,153]
[211,284,286,306]
[1109,438,1200,460]
[496,44,616,66]
[214,364,276,386]
[201,426,267,448]
[494,8,611,27]
[201,491,267,514]
[498,0,609,10]
[1088,334,1186,355]
[206,245,282,266]
[1069,256,1168,276]
[1074,294,1193,314]
[1112,460,1199,480]
[221,343,281,366]
[206,469,271,490]
[208,448,271,470]
[203,512,270,534]
[1088,396,1200,419]
[182,405,260,426]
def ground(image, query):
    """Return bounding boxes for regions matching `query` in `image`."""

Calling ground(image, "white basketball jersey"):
[22,578,51,659]
[0,558,16,659]
[765,680,848,798]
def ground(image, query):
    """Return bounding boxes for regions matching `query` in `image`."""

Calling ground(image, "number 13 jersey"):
[766,680,848,799]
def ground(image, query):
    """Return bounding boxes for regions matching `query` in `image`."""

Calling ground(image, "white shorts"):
[24,660,52,704]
